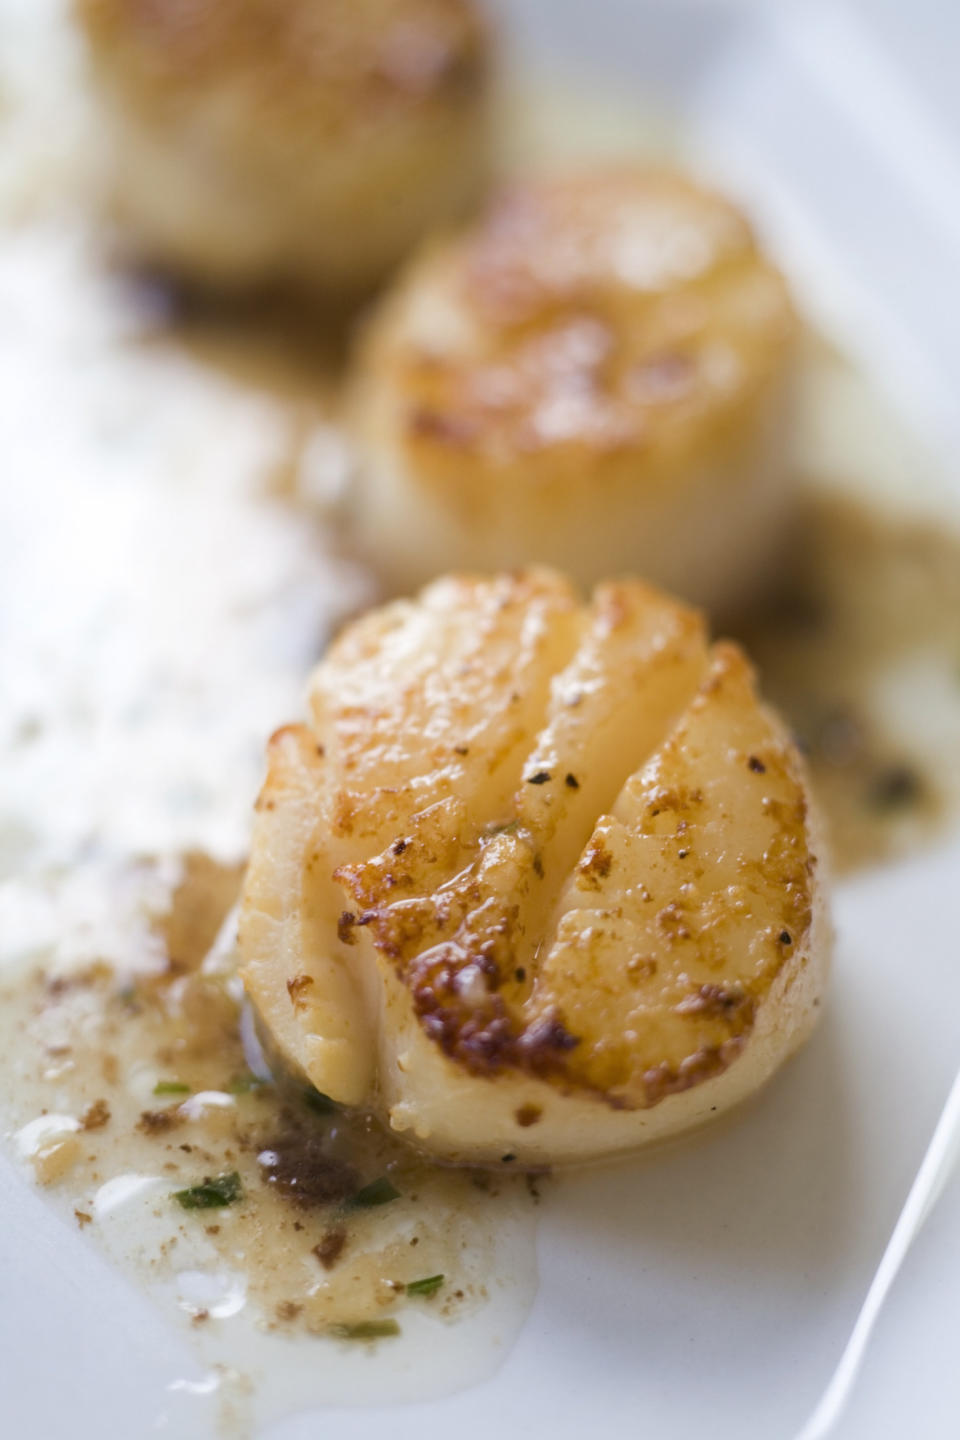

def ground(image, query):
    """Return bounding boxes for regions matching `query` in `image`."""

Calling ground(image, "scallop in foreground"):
[240,570,829,1167]
[347,168,798,613]
[74,0,492,295]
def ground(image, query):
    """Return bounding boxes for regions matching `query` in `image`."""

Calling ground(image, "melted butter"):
[0,858,539,1430]
[737,490,960,873]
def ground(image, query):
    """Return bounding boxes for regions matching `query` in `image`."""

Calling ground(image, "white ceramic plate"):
[2,3,960,1437]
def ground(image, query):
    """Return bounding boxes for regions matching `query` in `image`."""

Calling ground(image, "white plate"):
[2,3,960,1437]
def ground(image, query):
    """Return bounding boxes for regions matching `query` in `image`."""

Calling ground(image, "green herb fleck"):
[227,1073,268,1095]
[304,1086,337,1115]
[346,1177,401,1209]
[153,1080,191,1097]
[406,1274,444,1298]
[330,1320,400,1341]
[173,1172,243,1210]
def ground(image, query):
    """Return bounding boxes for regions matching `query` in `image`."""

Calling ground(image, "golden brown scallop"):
[74,0,492,294]
[346,169,798,613]
[240,570,829,1167]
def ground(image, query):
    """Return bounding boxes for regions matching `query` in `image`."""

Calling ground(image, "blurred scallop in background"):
[346,166,798,613]
[73,0,494,297]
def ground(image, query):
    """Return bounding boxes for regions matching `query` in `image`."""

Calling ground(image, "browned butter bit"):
[80,1099,111,1131]
[867,764,923,811]
[137,1108,182,1135]
[258,1129,359,1209]
[313,1228,348,1270]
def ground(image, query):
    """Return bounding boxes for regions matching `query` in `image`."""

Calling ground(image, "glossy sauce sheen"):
[2,7,960,1434]
[0,854,532,1327]
[0,858,539,1428]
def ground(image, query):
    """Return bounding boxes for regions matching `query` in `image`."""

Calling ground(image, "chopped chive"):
[330,1319,400,1341]
[153,1080,191,1096]
[173,1172,243,1210]
[227,1073,268,1095]
[346,1177,401,1209]
[406,1274,444,1298]
[304,1086,337,1115]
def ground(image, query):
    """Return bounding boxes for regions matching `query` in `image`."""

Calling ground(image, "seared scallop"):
[74,0,492,295]
[240,570,829,1167]
[347,168,798,613]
